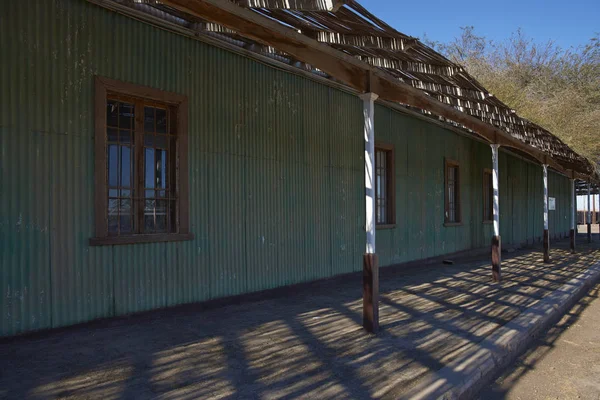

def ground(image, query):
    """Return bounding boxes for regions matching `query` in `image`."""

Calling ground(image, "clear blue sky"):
[359,0,599,49]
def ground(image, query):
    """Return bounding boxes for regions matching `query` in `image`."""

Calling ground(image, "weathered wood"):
[363,253,379,333]
[491,144,501,281]
[96,76,188,104]
[591,194,597,224]
[160,0,595,181]
[444,158,461,224]
[491,235,501,282]
[134,101,145,236]
[90,233,195,246]
[375,141,396,225]
[543,229,550,263]
[570,178,576,253]
[239,0,347,11]
[93,76,191,243]
[362,92,378,254]
[316,32,412,51]
[163,0,368,90]
[178,98,191,235]
[543,164,550,263]
[588,183,592,243]
[94,77,108,238]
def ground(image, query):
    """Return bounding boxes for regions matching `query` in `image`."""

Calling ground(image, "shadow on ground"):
[1,237,599,399]
[478,280,600,399]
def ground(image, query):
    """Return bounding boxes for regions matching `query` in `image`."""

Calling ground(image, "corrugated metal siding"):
[0,127,53,336]
[0,0,573,336]
[374,104,572,268]
[0,0,364,336]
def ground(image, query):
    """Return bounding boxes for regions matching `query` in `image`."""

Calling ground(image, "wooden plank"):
[363,253,379,333]
[96,76,188,104]
[134,101,145,235]
[94,77,108,238]
[543,229,550,262]
[316,32,413,51]
[238,0,347,11]
[492,235,501,282]
[89,233,195,246]
[162,0,368,90]
[178,98,191,234]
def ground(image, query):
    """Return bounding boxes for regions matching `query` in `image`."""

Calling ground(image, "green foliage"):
[425,28,600,165]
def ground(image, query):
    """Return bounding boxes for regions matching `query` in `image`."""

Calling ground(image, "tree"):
[425,27,600,166]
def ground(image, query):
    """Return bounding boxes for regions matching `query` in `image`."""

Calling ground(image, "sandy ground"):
[479,282,600,400]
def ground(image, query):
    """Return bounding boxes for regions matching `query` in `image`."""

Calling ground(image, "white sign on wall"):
[549,197,556,211]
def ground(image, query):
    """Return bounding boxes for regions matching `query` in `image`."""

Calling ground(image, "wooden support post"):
[594,194,597,224]
[597,194,600,237]
[491,144,501,282]
[360,91,379,333]
[588,183,592,243]
[570,179,576,253]
[363,254,379,333]
[543,164,550,263]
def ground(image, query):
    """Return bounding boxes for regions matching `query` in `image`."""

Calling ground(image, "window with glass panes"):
[375,144,395,225]
[92,77,190,245]
[445,159,461,224]
[105,98,177,235]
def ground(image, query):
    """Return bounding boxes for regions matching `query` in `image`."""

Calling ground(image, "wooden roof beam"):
[238,0,348,12]
[161,0,591,177]
[162,0,369,89]
[370,76,569,174]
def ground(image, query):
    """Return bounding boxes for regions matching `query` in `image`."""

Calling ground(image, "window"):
[444,159,461,224]
[483,169,493,222]
[91,77,191,245]
[375,143,395,227]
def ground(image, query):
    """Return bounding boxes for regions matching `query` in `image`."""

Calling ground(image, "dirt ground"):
[1,237,599,399]
[479,282,600,399]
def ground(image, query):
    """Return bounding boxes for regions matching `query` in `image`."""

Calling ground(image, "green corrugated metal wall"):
[0,0,571,337]
[374,105,571,268]
[376,105,572,264]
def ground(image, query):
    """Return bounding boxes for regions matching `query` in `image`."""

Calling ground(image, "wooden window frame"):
[444,158,462,226]
[375,142,396,229]
[482,168,494,224]
[90,76,192,246]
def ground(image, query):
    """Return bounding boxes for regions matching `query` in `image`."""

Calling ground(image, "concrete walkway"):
[479,282,600,400]
[1,239,599,400]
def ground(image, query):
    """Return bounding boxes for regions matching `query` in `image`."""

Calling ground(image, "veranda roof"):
[92,0,598,182]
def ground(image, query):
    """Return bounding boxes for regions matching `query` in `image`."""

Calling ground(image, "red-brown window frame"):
[375,142,396,229]
[90,76,192,246]
[444,158,462,226]
[482,168,494,224]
